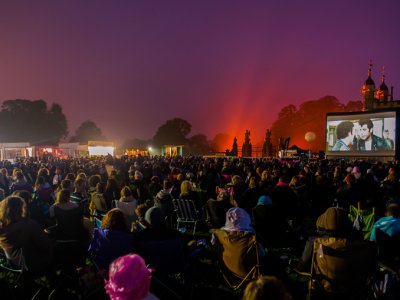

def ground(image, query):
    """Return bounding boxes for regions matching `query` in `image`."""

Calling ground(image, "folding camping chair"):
[173,199,202,235]
[211,229,262,290]
[348,202,375,240]
[307,237,377,299]
[0,249,50,300]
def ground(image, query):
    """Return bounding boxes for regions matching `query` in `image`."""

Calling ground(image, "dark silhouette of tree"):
[152,118,191,147]
[187,134,212,155]
[70,120,106,143]
[0,99,68,145]
[271,96,361,151]
[344,100,363,112]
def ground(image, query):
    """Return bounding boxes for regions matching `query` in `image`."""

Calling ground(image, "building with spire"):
[362,61,398,111]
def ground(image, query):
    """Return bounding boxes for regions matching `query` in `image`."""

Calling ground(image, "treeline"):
[0,97,362,153]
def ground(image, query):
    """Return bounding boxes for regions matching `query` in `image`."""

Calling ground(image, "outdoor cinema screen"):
[326,111,396,156]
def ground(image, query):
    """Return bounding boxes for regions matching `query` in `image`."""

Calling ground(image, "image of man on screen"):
[383,129,395,150]
[332,121,354,151]
[354,119,391,151]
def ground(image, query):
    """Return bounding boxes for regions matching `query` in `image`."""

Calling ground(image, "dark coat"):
[0,218,53,273]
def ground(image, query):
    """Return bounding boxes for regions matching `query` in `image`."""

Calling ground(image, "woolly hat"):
[351,166,361,174]
[105,254,151,300]
[222,207,255,233]
[145,206,166,227]
[257,195,272,205]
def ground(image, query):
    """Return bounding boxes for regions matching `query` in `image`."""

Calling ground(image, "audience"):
[1,155,400,299]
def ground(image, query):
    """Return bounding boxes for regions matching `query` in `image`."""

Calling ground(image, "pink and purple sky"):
[1,1,400,148]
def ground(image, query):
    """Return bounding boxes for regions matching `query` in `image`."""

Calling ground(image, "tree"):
[70,120,106,143]
[187,134,212,155]
[0,99,68,144]
[152,118,192,147]
[270,96,362,151]
[344,101,363,112]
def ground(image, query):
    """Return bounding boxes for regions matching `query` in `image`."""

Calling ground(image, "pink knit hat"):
[105,254,152,300]
[351,166,361,174]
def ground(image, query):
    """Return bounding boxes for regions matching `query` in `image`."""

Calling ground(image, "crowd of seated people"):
[0,155,400,298]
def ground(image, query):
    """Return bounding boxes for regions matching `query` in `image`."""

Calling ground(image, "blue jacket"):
[89,228,134,269]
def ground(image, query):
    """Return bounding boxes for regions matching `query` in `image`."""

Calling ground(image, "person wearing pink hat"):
[351,166,362,180]
[105,254,159,300]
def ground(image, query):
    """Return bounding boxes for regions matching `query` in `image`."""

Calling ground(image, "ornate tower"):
[376,66,389,102]
[361,60,376,111]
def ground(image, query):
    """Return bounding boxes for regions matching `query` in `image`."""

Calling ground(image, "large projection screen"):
[326,111,396,157]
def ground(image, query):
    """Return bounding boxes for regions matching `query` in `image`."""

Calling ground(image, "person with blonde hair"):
[179,179,202,211]
[116,186,137,226]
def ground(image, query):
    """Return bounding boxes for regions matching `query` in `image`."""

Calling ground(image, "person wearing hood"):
[211,207,274,281]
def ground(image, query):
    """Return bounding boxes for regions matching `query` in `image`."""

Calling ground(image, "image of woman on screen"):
[353,119,391,151]
[332,121,354,151]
